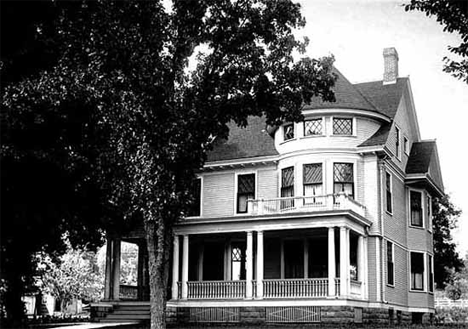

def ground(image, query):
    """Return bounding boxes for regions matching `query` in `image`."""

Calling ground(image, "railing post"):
[181,235,189,299]
[328,227,336,297]
[340,227,349,297]
[246,231,253,299]
[171,235,180,300]
[256,231,264,298]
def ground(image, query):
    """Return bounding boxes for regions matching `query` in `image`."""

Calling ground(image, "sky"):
[295,0,468,255]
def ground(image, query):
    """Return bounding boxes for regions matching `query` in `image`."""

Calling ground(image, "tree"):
[432,194,464,288]
[405,0,468,83]
[444,252,468,300]
[1,1,336,328]
[36,242,103,311]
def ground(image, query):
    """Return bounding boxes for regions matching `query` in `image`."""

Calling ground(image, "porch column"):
[256,231,264,298]
[246,231,253,298]
[198,244,204,281]
[358,235,366,298]
[104,238,113,300]
[112,238,121,301]
[339,227,349,297]
[181,235,189,299]
[304,238,309,278]
[171,235,180,300]
[328,227,336,297]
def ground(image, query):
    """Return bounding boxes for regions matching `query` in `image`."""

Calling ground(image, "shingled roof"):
[206,73,409,162]
[406,140,444,193]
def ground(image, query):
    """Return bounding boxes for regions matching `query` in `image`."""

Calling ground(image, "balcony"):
[247,194,365,217]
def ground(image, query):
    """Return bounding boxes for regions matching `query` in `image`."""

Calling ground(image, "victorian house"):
[93,48,443,325]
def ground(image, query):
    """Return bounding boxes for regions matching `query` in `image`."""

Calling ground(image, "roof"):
[406,141,436,174]
[207,74,409,162]
[206,116,278,162]
[304,68,379,113]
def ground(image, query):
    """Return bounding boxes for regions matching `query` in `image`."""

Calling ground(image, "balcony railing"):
[247,194,365,217]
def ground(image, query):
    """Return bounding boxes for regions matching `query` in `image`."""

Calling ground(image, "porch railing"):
[247,194,365,217]
[263,278,328,298]
[119,284,138,300]
[187,280,246,299]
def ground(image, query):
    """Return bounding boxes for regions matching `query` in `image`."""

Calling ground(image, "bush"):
[435,307,468,324]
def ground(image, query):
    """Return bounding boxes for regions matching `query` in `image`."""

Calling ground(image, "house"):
[92,48,443,325]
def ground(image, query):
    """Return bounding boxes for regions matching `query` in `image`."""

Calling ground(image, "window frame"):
[410,251,425,291]
[303,163,323,204]
[403,136,409,155]
[409,190,424,228]
[303,118,324,137]
[283,123,295,141]
[386,171,393,214]
[387,241,395,287]
[427,194,433,233]
[332,117,354,136]
[395,126,401,159]
[333,162,354,199]
[428,254,434,293]
[236,173,256,214]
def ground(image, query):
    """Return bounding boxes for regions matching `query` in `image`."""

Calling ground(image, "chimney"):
[383,47,399,84]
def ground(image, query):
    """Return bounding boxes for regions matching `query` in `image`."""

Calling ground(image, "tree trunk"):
[145,216,172,329]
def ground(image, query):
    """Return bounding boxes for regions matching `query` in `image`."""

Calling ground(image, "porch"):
[171,227,368,301]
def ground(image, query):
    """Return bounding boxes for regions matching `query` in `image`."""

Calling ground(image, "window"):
[303,163,323,204]
[333,118,353,135]
[387,241,394,285]
[188,178,201,216]
[284,124,294,141]
[411,252,424,290]
[410,191,423,227]
[395,127,400,158]
[386,172,393,213]
[281,167,294,209]
[237,174,255,213]
[428,255,434,292]
[231,243,245,280]
[404,137,409,155]
[333,163,354,198]
[304,119,323,136]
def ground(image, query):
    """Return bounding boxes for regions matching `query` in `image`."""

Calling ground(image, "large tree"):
[405,0,468,83]
[432,194,464,289]
[1,1,336,328]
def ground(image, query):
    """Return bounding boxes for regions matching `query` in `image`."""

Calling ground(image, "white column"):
[112,238,121,301]
[181,235,189,299]
[256,231,264,298]
[171,235,180,300]
[328,227,336,297]
[347,229,351,295]
[363,237,368,299]
[304,238,309,279]
[246,231,253,298]
[339,227,349,297]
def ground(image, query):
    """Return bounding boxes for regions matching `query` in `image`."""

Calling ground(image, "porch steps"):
[101,304,150,323]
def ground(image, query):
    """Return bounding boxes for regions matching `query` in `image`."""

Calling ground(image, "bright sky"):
[296,0,468,255]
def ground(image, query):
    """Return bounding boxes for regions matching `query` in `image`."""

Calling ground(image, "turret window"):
[333,163,354,198]
[281,167,295,209]
[303,163,323,204]
[304,119,323,136]
[284,124,294,141]
[333,118,353,135]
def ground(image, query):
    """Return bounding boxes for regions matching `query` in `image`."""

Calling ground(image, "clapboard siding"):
[385,243,408,306]
[202,173,235,217]
[367,237,377,301]
[384,173,407,247]
[258,168,278,200]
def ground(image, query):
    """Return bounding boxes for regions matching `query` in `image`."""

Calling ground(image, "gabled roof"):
[304,68,379,113]
[206,116,278,162]
[406,140,444,194]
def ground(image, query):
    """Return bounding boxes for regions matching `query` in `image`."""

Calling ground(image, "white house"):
[94,48,443,325]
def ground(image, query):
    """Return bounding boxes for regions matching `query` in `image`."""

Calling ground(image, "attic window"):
[333,118,353,135]
[304,119,323,136]
[284,124,294,141]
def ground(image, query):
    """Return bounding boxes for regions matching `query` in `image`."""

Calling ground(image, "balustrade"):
[263,278,328,298]
[186,281,246,299]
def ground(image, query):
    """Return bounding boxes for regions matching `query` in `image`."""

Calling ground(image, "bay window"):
[411,252,424,291]
[333,163,354,199]
[303,163,323,204]
[281,166,294,209]
[410,190,423,227]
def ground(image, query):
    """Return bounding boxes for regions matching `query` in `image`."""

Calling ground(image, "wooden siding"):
[258,168,278,200]
[363,155,380,234]
[383,172,407,247]
[202,173,235,217]
[367,237,377,301]
[385,243,408,306]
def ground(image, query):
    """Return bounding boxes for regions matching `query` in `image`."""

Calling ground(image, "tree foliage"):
[36,242,103,310]
[1,1,336,328]
[432,194,464,289]
[444,252,468,300]
[405,0,468,83]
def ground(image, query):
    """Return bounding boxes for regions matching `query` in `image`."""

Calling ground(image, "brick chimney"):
[383,47,399,84]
